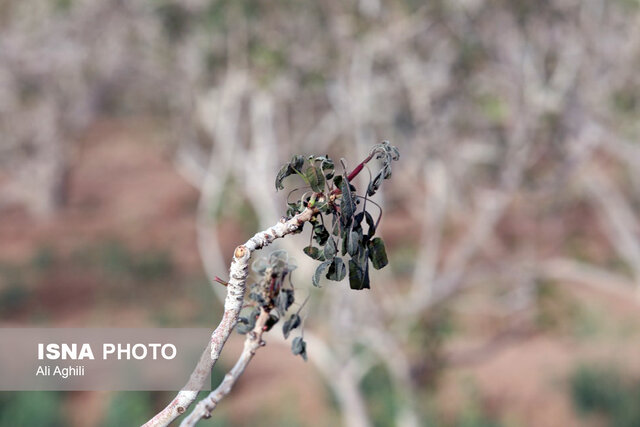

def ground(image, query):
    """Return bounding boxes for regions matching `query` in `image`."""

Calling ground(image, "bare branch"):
[540,258,639,304]
[143,207,316,427]
[180,309,271,426]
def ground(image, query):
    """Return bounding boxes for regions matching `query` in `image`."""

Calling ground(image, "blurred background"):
[2,0,640,425]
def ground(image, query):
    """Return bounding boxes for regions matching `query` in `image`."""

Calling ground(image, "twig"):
[581,166,640,295]
[180,309,271,426]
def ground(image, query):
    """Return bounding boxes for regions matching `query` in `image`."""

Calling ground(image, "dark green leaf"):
[276,288,295,316]
[341,230,348,256]
[312,260,332,287]
[367,237,388,270]
[320,157,334,172]
[347,229,362,257]
[303,246,322,260]
[320,202,333,215]
[348,259,363,290]
[275,155,306,190]
[305,165,325,193]
[264,313,279,331]
[333,175,343,189]
[348,257,370,290]
[237,307,260,333]
[275,163,291,191]
[291,154,305,171]
[367,171,384,196]
[322,158,334,180]
[282,313,301,339]
[291,336,308,361]
[332,220,340,237]
[326,257,347,281]
[362,260,370,289]
[287,202,303,218]
[313,223,330,246]
[340,177,355,226]
[365,211,376,237]
[354,212,364,228]
[323,237,337,260]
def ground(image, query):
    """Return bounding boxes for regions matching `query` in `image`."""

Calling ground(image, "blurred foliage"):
[361,365,397,427]
[359,346,498,426]
[0,254,40,317]
[571,364,640,427]
[30,246,57,273]
[535,279,608,340]
[456,382,502,427]
[0,391,66,426]
[410,305,455,388]
[0,240,180,321]
[0,281,30,316]
[417,384,503,427]
[85,240,174,283]
[103,392,152,427]
[244,392,302,427]
[534,279,580,333]
[0,263,30,316]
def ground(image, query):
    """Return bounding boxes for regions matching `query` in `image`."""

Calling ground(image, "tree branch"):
[180,308,271,426]
[142,207,317,427]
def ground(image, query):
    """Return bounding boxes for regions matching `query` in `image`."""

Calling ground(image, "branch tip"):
[234,245,248,259]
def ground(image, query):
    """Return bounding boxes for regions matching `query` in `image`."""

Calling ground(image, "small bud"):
[234,246,247,258]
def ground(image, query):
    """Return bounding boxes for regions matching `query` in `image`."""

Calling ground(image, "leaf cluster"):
[276,154,334,193]
[236,142,399,362]
[276,142,398,290]
[236,250,308,360]
[308,178,389,290]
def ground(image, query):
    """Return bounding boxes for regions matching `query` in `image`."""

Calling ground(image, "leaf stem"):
[347,152,375,182]
[329,152,375,196]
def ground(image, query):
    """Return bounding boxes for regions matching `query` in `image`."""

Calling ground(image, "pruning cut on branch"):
[143,141,399,427]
